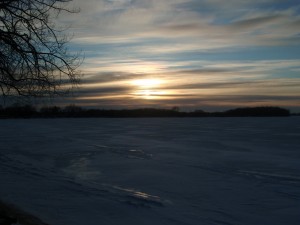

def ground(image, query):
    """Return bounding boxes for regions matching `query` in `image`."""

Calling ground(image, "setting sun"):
[131,79,164,89]
[129,79,167,99]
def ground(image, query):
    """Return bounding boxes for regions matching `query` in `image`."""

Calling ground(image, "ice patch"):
[92,144,152,159]
[238,170,300,182]
[1,118,300,225]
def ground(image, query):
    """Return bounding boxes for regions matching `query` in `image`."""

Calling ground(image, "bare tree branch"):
[0,0,81,98]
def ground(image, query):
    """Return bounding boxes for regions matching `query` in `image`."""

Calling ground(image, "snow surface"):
[0,118,300,225]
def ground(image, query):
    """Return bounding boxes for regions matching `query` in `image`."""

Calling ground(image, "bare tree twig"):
[0,0,81,98]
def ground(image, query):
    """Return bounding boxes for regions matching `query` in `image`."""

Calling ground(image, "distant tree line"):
[0,105,292,118]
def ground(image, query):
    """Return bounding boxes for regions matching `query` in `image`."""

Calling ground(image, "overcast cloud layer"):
[59,0,300,111]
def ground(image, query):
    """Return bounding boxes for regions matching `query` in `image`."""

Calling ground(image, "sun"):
[131,79,163,89]
[130,78,166,99]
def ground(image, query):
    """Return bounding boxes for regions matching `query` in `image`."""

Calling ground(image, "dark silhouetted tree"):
[0,0,81,98]
[40,105,61,117]
[63,104,82,116]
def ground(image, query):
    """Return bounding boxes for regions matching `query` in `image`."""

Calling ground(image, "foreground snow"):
[0,118,299,225]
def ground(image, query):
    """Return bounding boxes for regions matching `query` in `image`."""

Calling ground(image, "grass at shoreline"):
[0,200,49,225]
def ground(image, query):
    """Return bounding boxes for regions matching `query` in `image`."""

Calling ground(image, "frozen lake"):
[0,118,300,225]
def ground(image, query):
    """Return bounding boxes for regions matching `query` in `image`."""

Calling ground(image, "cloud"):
[54,0,300,110]
[72,60,300,106]
[230,15,284,29]
[66,0,300,54]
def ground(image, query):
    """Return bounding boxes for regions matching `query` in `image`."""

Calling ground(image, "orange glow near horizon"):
[132,90,169,100]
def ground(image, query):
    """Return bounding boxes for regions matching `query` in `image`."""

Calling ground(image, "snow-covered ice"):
[0,118,300,225]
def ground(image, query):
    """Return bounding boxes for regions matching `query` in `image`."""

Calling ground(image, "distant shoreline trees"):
[0,105,292,118]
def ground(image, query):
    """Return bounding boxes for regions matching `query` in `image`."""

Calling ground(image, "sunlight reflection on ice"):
[102,184,170,207]
[62,157,101,180]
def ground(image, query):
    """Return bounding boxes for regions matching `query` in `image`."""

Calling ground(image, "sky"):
[60,0,300,111]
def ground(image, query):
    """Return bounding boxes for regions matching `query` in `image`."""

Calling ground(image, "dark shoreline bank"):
[0,106,293,119]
